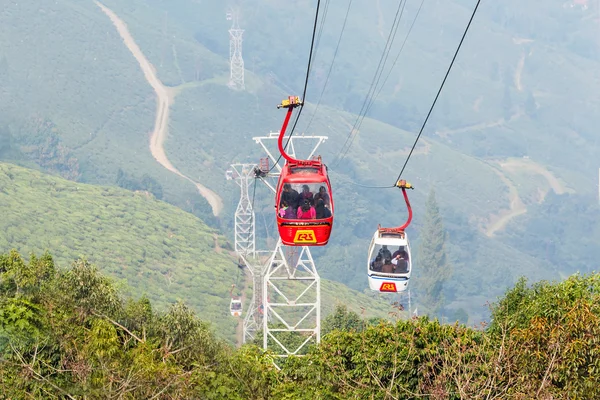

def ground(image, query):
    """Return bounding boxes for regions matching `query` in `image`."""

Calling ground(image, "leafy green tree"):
[0,251,239,399]
[2,250,600,398]
[415,189,451,316]
[451,307,469,325]
[488,274,600,398]
[322,304,365,335]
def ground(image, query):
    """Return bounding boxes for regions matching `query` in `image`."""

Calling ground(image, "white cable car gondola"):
[367,180,414,293]
[229,284,242,317]
[230,297,242,317]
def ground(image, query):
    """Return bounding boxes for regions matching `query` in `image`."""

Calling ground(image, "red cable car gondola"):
[275,96,334,246]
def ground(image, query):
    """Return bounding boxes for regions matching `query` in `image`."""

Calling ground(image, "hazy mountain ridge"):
[0,0,598,323]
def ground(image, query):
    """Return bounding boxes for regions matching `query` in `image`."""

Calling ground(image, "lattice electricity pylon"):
[250,132,328,363]
[226,164,256,257]
[226,8,245,90]
[239,251,271,344]
[228,132,328,350]
[263,239,320,363]
[252,132,328,189]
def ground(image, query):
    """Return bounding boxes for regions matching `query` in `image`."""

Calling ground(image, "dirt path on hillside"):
[515,52,525,92]
[435,111,523,139]
[485,167,527,237]
[500,158,568,199]
[485,158,569,237]
[96,2,223,216]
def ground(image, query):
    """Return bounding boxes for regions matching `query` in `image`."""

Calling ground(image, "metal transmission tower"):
[226,164,267,344]
[226,9,245,90]
[228,132,328,354]
[262,239,320,362]
[252,132,328,364]
[226,164,256,256]
[238,251,271,344]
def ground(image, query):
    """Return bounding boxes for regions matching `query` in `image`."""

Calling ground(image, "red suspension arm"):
[276,96,303,163]
[398,187,413,230]
[378,181,413,234]
[277,107,299,163]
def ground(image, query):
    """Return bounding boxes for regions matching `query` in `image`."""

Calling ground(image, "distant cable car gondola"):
[230,298,242,317]
[229,284,242,317]
[275,96,334,246]
[367,180,414,293]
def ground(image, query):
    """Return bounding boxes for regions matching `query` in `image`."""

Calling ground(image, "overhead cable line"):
[350,182,395,189]
[335,0,412,165]
[267,0,322,174]
[395,0,481,183]
[333,0,407,167]
[310,0,331,77]
[304,0,354,133]
[286,0,322,138]
[373,0,425,101]
[334,0,424,166]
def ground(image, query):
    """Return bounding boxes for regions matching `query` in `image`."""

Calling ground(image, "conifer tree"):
[416,188,451,316]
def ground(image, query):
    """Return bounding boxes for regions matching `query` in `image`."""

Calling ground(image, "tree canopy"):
[1,250,598,398]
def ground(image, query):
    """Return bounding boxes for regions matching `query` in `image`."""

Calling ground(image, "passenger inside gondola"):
[392,256,409,273]
[300,184,314,205]
[315,198,331,219]
[392,246,409,261]
[313,185,330,207]
[381,257,394,273]
[378,245,392,261]
[282,183,300,209]
[279,183,333,219]
[278,200,297,219]
[370,254,383,271]
[297,199,316,219]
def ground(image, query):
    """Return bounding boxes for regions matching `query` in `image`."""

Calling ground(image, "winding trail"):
[485,168,526,237]
[96,2,223,216]
[501,159,566,195]
[485,158,569,237]
[435,111,523,139]
[515,52,525,92]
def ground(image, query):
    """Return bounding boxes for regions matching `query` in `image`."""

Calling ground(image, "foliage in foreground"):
[278,275,600,399]
[0,250,598,399]
[0,251,276,399]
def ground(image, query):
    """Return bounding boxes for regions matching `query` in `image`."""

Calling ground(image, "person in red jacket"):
[297,199,316,219]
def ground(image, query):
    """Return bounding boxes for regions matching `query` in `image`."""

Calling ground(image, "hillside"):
[0,0,598,324]
[0,162,395,342]
[1,254,598,398]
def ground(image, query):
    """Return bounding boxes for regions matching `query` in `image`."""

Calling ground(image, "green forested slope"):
[0,162,394,341]
[0,162,238,336]
[0,0,215,220]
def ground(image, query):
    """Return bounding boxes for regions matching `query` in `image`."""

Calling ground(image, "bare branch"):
[92,312,144,344]
[536,339,560,397]
[10,343,77,400]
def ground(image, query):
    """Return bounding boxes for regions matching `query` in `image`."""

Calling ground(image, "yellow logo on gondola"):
[380,282,397,292]
[294,230,317,243]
